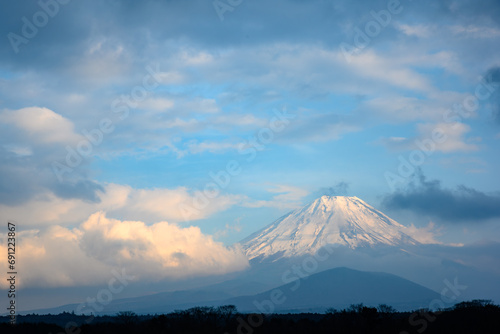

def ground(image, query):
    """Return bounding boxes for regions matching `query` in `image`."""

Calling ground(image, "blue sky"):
[1,0,500,292]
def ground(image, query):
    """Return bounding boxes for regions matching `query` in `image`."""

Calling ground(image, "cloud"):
[0,107,104,205]
[277,111,360,143]
[484,66,500,124]
[382,171,500,222]
[395,23,432,38]
[267,185,309,202]
[403,222,446,245]
[0,212,249,288]
[186,140,242,154]
[123,186,243,222]
[348,51,432,92]
[417,122,480,152]
[0,183,243,226]
[243,184,309,210]
[363,92,464,122]
[450,25,500,39]
[0,107,82,145]
[138,97,175,111]
[486,66,500,83]
[382,122,479,153]
[52,180,105,203]
[2,144,33,157]
[214,218,243,239]
[211,114,269,128]
[317,182,350,196]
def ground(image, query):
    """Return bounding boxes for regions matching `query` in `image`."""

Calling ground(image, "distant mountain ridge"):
[241,196,419,261]
[23,267,440,314]
[225,267,441,312]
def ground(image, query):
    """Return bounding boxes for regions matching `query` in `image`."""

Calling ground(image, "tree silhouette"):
[116,311,138,325]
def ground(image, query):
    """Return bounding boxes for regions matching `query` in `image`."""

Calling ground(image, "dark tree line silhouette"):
[0,300,498,334]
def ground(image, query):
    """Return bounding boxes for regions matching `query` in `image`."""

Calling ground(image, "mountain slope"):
[226,267,441,312]
[25,267,442,314]
[241,196,418,261]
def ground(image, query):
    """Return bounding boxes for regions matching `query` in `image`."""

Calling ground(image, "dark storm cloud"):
[382,171,500,222]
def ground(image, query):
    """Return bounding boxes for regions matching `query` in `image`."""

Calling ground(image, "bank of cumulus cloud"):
[0,212,249,289]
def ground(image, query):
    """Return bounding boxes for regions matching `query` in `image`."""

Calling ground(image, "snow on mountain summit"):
[241,195,419,261]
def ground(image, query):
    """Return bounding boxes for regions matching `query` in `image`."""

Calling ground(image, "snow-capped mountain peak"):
[241,195,418,261]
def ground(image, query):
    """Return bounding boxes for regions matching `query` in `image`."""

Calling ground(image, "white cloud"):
[382,122,479,153]
[404,222,443,244]
[139,97,175,111]
[0,212,249,288]
[161,118,202,131]
[364,92,465,122]
[0,107,83,145]
[395,23,432,38]
[286,120,360,143]
[185,98,220,114]
[347,50,431,92]
[2,144,33,157]
[212,114,268,128]
[156,71,186,85]
[186,140,241,154]
[158,43,433,101]
[122,186,243,222]
[214,219,243,239]
[404,222,463,247]
[267,184,309,202]
[417,122,479,153]
[450,25,500,39]
[0,183,243,227]
[178,48,214,65]
[244,184,309,210]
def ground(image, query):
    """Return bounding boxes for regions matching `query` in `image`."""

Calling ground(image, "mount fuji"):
[242,195,419,261]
